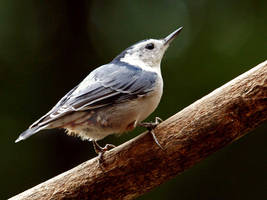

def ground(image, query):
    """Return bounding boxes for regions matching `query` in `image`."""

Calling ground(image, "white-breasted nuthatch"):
[16,27,183,158]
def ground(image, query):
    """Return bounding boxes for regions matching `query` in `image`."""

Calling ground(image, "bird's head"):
[113,27,183,71]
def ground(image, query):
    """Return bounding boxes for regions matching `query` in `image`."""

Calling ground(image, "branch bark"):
[10,60,267,200]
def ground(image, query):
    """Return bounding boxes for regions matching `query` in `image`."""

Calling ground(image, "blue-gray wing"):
[31,63,158,127]
[66,63,158,110]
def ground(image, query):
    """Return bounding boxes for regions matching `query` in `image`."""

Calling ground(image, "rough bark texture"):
[10,61,267,200]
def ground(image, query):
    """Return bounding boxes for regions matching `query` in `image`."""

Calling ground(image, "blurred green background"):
[1,0,266,199]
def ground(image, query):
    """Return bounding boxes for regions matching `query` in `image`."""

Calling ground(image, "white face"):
[120,39,169,72]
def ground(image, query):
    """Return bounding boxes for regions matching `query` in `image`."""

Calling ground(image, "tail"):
[15,126,45,143]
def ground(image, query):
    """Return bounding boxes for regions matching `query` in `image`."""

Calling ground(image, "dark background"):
[1,0,266,199]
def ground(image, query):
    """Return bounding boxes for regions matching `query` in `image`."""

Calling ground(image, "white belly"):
[65,77,163,141]
[135,81,163,123]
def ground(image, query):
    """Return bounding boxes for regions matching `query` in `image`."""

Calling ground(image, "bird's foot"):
[92,140,116,164]
[139,117,164,149]
[139,117,163,130]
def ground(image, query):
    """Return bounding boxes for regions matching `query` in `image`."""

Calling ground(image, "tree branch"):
[10,60,267,200]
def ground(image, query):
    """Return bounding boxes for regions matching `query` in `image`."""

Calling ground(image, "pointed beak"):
[163,27,183,46]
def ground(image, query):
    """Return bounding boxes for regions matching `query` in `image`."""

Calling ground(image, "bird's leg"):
[92,140,116,164]
[139,117,164,149]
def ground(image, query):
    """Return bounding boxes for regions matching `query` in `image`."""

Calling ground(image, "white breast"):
[135,75,163,123]
[63,72,163,141]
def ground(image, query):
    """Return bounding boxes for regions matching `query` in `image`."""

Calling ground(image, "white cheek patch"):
[120,54,150,69]
[119,38,166,74]
[120,51,162,74]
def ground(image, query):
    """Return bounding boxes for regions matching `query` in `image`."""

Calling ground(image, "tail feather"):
[15,126,45,143]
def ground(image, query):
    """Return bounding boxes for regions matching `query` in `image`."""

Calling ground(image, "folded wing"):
[30,63,158,128]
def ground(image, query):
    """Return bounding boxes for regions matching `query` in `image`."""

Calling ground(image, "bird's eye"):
[145,43,154,50]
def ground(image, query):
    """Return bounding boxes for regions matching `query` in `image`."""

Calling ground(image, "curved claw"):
[92,141,116,164]
[139,117,164,150]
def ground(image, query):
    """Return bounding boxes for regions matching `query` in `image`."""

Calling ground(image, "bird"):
[15,27,183,160]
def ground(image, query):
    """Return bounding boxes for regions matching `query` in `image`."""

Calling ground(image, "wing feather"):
[31,63,158,128]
